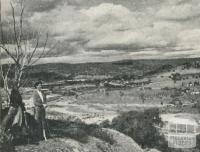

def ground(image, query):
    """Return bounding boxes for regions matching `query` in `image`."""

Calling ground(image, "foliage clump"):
[101,108,171,151]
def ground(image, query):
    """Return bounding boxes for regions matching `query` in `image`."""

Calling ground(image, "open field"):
[21,83,199,126]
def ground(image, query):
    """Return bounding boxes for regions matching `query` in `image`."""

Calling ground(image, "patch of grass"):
[48,115,100,143]
[48,118,89,143]
[47,115,117,145]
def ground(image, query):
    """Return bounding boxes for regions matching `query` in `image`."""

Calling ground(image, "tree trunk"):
[0,0,2,126]
[0,90,2,124]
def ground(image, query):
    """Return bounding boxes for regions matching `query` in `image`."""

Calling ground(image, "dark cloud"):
[86,42,174,52]
[48,40,82,56]
[2,0,200,63]
[0,20,37,43]
[176,0,191,5]
[24,0,64,13]
[66,0,165,10]
[157,0,200,22]
[159,14,200,22]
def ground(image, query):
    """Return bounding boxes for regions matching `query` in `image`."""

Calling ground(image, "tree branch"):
[0,63,12,104]
[10,2,19,58]
[0,45,19,65]
[27,36,39,64]
[29,37,58,66]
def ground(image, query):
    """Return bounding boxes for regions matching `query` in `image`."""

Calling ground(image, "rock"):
[145,149,161,152]
[15,128,144,152]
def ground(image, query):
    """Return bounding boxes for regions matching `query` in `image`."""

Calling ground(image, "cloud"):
[81,3,132,20]
[157,1,200,21]
[79,3,174,51]
[24,0,64,13]
[86,30,170,51]
[2,0,200,63]
[80,3,153,30]
[177,29,200,49]
[26,3,87,53]
[29,4,85,35]
[1,0,11,16]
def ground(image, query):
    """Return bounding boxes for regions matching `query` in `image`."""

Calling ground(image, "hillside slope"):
[15,128,144,152]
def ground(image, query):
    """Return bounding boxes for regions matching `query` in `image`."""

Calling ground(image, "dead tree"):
[0,0,53,106]
[0,63,12,104]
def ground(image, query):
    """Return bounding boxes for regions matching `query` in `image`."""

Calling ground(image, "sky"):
[1,0,200,64]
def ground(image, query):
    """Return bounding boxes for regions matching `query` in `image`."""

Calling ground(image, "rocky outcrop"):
[15,128,143,152]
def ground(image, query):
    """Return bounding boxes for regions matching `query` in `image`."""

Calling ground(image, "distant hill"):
[27,58,200,80]
[1,58,200,85]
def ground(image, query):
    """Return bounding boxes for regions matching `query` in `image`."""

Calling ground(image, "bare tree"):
[0,0,53,107]
[0,0,2,122]
[0,63,12,104]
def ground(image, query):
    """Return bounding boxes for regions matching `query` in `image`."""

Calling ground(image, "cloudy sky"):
[1,0,200,63]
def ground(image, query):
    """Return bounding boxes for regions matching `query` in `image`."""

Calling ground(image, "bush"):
[109,108,171,151]
[0,129,15,152]
[100,119,111,128]
[91,128,115,145]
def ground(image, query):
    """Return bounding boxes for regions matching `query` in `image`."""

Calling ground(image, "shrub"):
[0,129,15,152]
[100,119,111,128]
[110,108,170,151]
[91,128,115,145]
[64,127,89,143]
